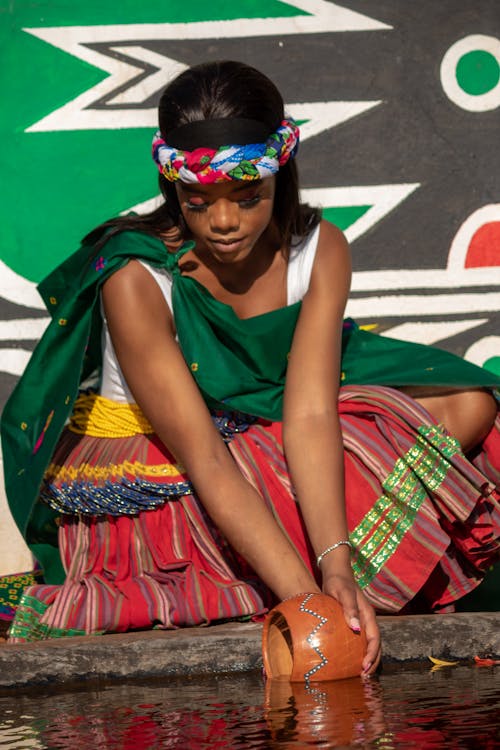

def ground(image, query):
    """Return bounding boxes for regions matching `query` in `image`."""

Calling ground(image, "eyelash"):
[184,195,262,212]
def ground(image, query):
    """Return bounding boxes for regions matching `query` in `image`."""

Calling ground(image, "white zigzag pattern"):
[299,593,329,682]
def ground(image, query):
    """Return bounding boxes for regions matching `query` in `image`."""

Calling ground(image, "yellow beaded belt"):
[68,392,154,438]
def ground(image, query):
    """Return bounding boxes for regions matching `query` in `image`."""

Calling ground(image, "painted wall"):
[1,0,499,573]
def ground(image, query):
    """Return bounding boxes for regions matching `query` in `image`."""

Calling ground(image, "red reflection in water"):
[1,666,498,749]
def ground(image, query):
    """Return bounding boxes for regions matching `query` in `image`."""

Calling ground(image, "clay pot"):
[262,592,367,682]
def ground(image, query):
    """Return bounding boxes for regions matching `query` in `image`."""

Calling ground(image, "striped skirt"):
[9,386,500,642]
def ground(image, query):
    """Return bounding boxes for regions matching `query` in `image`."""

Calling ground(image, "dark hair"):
[84,60,320,247]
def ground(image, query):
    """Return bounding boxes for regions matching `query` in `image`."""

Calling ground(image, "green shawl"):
[1,231,174,582]
[2,230,499,583]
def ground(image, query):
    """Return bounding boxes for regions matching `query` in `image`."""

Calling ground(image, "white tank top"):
[100,223,321,402]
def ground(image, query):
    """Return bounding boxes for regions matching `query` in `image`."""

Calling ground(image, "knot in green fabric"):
[164,241,195,274]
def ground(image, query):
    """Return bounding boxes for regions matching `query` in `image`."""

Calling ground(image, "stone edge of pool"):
[0,612,498,689]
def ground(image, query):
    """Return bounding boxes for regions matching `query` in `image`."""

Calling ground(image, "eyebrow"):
[180,180,263,195]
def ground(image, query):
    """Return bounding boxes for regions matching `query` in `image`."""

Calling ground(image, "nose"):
[209,198,240,234]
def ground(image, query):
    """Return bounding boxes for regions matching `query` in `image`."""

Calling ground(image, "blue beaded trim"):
[211,410,257,441]
[39,409,256,517]
[40,476,193,517]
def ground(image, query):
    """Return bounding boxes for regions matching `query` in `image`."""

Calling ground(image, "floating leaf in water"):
[473,655,500,666]
[428,656,459,667]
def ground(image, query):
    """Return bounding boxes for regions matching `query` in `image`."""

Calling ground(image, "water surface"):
[0,664,498,748]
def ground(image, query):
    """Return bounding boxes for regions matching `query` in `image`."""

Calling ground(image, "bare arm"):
[283,220,381,672]
[102,259,318,600]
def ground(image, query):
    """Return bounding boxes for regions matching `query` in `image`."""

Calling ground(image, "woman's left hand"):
[322,570,381,675]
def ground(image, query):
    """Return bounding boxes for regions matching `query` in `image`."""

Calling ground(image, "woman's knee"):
[415,388,497,452]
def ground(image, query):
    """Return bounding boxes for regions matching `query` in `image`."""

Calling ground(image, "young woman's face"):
[176,177,276,264]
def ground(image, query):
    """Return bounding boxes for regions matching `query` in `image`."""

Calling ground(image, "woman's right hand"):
[322,567,381,675]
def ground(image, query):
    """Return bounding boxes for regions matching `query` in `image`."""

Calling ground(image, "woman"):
[3,62,499,670]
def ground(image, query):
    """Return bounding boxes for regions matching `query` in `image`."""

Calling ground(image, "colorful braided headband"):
[152,117,299,184]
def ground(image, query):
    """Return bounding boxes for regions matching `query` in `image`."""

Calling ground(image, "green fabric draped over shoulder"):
[1,231,172,583]
[1,229,499,584]
[168,246,300,421]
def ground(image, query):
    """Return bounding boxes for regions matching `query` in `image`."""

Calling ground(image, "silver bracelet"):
[316,540,352,567]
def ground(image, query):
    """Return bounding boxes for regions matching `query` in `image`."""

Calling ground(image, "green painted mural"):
[0,0,500,588]
[0,0,499,572]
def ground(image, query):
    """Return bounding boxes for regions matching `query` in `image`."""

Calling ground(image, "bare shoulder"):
[314,219,350,265]
[103,259,169,310]
[102,259,174,344]
[309,219,351,299]
[103,258,160,296]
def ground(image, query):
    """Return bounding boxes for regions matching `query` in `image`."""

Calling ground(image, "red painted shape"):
[465,222,500,267]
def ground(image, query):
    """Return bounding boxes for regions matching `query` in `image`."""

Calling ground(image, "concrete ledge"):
[1,612,499,688]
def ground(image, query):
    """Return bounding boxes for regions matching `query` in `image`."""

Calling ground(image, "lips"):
[209,237,245,253]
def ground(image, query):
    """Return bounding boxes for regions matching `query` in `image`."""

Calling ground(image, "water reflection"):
[0,665,498,748]
[264,676,387,747]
